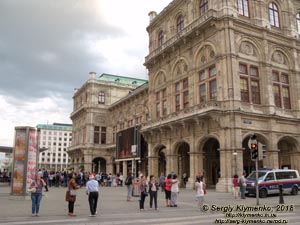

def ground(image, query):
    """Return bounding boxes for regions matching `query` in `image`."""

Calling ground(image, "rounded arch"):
[153,143,167,155]
[153,143,167,177]
[193,42,218,69]
[153,70,167,88]
[92,157,107,173]
[277,136,299,151]
[277,136,300,170]
[171,57,189,79]
[196,134,220,152]
[199,137,220,186]
[173,141,190,186]
[269,46,294,69]
[236,36,263,61]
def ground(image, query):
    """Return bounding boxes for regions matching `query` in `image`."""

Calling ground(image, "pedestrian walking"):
[148,175,159,210]
[239,172,247,199]
[159,173,165,192]
[65,172,80,216]
[119,173,124,187]
[42,169,49,192]
[86,174,99,217]
[138,175,148,211]
[170,174,180,207]
[164,174,172,207]
[125,171,133,201]
[232,174,239,199]
[28,174,46,216]
[195,176,204,211]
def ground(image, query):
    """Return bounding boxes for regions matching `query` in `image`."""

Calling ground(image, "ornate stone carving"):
[155,71,166,86]
[174,59,188,77]
[239,41,256,56]
[272,51,286,65]
[198,45,215,65]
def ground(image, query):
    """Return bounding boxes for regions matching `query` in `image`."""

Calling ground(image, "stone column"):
[291,152,300,172]
[122,161,128,178]
[106,157,113,174]
[166,154,178,175]
[188,152,203,188]
[148,156,159,177]
[216,148,235,192]
[115,161,119,174]
[268,149,279,169]
[84,152,92,172]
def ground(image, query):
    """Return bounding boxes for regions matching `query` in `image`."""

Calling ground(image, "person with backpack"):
[125,172,133,201]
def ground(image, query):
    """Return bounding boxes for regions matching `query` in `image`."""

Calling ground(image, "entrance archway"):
[278,138,297,169]
[158,147,166,176]
[177,142,190,185]
[203,138,220,186]
[92,157,106,173]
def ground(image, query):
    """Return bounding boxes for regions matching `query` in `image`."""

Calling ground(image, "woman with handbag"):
[29,174,46,216]
[66,172,80,216]
[138,175,148,211]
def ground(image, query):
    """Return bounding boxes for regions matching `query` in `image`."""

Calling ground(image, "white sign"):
[131,145,137,155]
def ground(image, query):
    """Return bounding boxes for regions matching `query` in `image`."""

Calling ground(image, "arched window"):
[269,2,280,28]
[199,0,208,16]
[237,0,249,17]
[297,13,300,33]
[177,15,184,33]
[158,30,164,47]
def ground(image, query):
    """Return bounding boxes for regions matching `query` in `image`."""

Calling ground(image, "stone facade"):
[68,72,148,177]
[143,0,300,192]
[69,0,300,192]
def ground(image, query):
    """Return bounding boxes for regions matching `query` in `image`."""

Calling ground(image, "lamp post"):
[233,152,237,175]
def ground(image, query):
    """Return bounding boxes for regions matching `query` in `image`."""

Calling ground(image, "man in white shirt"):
[86,174,99,216]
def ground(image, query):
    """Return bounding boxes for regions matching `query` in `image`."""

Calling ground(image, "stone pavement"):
[0,183,299,225]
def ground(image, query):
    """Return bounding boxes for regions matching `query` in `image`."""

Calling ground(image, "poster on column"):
[12,129,26,194]
[26,129,37,190]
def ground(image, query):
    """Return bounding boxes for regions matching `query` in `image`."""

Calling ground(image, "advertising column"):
[11,126,37,196]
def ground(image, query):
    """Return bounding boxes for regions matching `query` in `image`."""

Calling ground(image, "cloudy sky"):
[0,0,172,147]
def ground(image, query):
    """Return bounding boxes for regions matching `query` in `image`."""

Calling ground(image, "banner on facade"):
[116,127,137,160]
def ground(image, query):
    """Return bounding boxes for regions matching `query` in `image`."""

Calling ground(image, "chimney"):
[148,11,157,23]
[89,71,96,80]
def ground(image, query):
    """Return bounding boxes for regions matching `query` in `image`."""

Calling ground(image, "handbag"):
[70,189,77,196]
[28,187,36,193]
[143,191,148,196]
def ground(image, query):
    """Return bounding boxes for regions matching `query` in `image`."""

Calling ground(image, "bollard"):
[279,184,284,204]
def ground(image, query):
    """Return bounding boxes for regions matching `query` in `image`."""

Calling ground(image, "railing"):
[142,100,221,130]
[145,10,217,63]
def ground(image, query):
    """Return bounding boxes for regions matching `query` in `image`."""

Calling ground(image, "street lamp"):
[233,152,237,175]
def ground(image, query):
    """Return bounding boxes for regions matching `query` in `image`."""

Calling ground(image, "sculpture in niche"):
[239,41,256,56]
[272,51,286,65]
[175,59,188,77]
[96,115,105,123]
[198,44,215,65]
[156,71,166,86]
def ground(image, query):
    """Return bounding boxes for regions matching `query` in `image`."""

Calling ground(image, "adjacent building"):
[70,0,300,192]
[37,123,72,171]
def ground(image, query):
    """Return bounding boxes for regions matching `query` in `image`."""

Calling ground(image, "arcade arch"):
[201,138,220,186]
[92,157,106,173]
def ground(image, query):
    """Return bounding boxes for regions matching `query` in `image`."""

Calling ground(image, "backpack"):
[125,176,131,185]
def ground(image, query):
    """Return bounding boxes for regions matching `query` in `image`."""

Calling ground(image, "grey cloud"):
[0,0,125,100]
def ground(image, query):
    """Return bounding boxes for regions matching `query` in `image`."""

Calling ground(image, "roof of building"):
[36,123,72,131]
[97,73,148,86]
